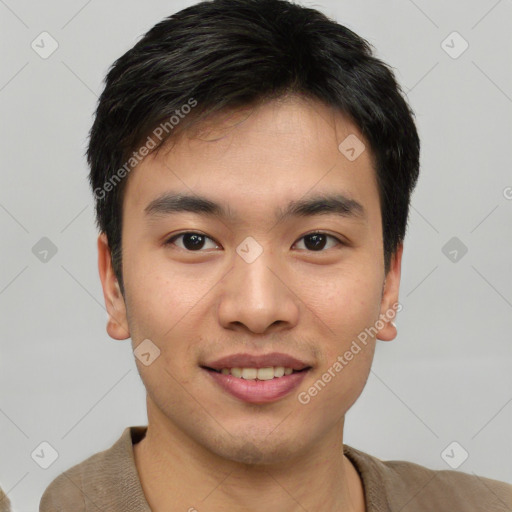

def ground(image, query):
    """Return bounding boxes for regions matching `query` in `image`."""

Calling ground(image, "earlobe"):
[376,318,398,342]
[97,233,130,340]
[106,282,130,340]
[106,302,130,340]
[376,243,403,342]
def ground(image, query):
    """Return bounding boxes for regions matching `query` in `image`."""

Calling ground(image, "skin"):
[98,94,402,512]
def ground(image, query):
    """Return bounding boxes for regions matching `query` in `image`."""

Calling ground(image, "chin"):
[205,430,304,466]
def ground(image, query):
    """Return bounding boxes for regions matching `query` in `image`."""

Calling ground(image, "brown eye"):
[165,232,219,251]
[294,232,342,251]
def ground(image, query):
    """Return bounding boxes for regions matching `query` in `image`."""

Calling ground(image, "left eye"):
[293,232,342,251]
[164,231,342,252]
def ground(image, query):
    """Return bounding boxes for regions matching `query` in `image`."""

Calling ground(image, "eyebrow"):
[144,191,366,224]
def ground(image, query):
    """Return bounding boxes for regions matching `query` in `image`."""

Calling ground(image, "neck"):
[133,401,365,512]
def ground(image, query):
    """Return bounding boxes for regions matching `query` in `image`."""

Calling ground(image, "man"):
[40,0,512,510]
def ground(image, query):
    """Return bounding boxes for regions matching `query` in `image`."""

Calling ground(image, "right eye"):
[164,231,221,251]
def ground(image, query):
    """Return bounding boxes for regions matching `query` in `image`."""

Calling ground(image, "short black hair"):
[87,0,420,297]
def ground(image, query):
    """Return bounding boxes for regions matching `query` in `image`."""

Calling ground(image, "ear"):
[376,243,403,342]
[97,233,130,340]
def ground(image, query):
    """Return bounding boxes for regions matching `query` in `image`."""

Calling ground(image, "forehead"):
[122,95,380,224]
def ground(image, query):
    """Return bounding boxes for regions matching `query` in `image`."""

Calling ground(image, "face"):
[98,95,402,464]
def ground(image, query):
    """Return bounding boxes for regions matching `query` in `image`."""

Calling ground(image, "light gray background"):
[1,0,511,510]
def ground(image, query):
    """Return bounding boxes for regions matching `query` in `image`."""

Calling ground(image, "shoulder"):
[39,461,87,512]
[345,445,512,511]
[39,426,142,512]
[1,487,12,512]
[383,457,512,510]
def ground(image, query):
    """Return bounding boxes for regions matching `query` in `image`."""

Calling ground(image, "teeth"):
[256,367,274,380]
[274,366,285,377]
[231,367,242,378]
[217,366,299,380]
[242,368,258,380]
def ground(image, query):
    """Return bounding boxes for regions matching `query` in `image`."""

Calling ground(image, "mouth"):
[202,366,310,379]
[201,365,312,404]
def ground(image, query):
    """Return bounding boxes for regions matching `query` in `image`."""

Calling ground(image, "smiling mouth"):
[202,366,311,380]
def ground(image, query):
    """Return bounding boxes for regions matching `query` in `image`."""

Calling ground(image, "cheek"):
[300,275,381,413]
[305,262,383,336]
[125,254,205,334]
[301,262,382,400]
[310,346,376,417]
[124,256,222,377]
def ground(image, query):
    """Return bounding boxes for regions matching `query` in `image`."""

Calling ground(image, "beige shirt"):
[0,488,11,512]
[40,426,512,511]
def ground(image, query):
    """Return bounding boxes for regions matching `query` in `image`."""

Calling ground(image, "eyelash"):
[164,231,345,252]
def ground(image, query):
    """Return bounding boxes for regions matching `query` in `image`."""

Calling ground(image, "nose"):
[217,247,300,334]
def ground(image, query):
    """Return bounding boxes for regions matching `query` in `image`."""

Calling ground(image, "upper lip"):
[202,352,312,371]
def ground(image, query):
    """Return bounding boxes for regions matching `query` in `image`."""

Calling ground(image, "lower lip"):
[203,368,310,404]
